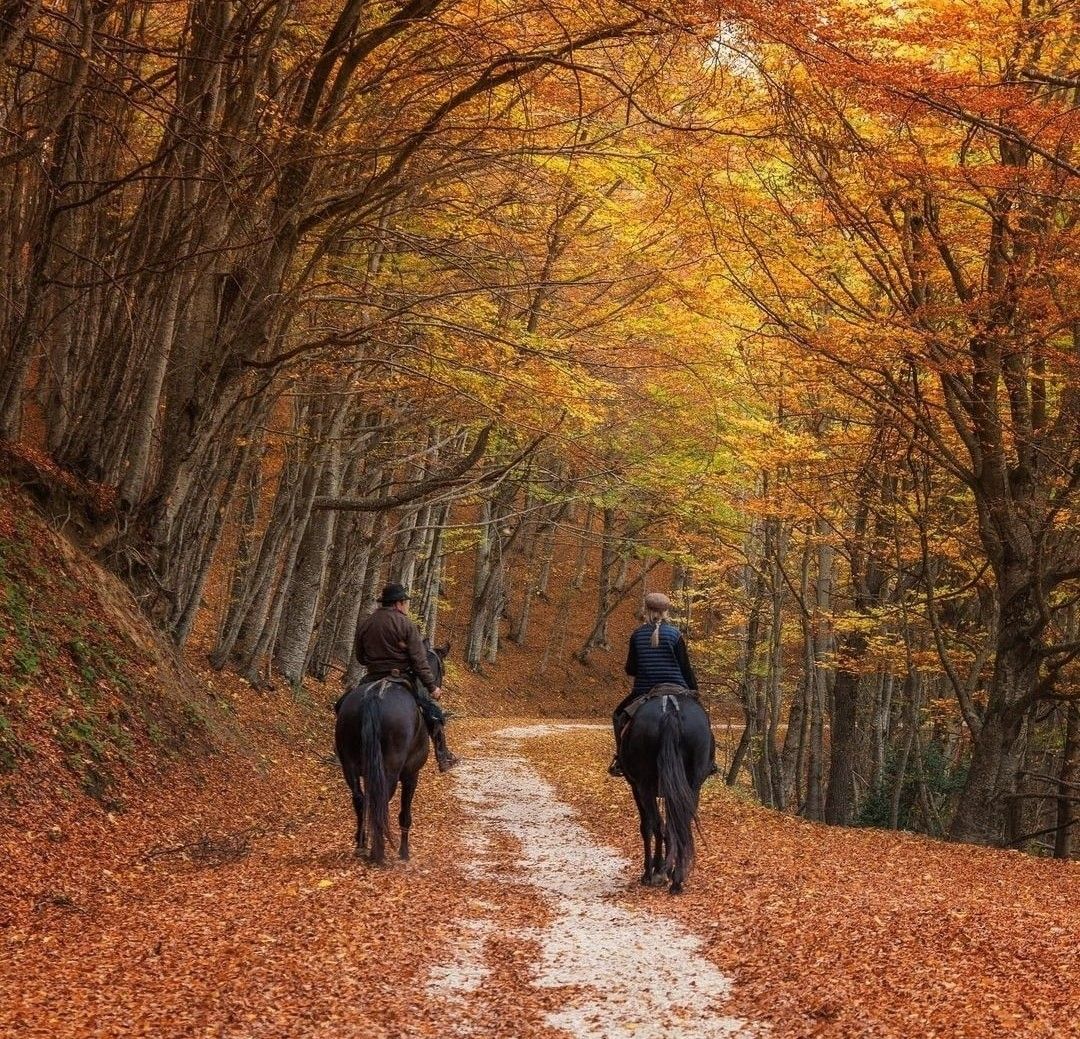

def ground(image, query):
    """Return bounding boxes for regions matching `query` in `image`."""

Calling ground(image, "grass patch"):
[0,711,22,772]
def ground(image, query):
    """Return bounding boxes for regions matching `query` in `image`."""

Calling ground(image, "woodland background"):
[0,0,1078,855]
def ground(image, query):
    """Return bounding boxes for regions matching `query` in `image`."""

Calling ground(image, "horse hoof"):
[669,882,684,895]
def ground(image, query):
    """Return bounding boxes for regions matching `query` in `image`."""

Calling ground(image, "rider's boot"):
[431,721,459,772]
[608,712,627,776]
[706,734,720,777]
[608,730,624,776]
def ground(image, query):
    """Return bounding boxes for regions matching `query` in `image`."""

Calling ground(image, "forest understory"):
[2,485,1076,1038]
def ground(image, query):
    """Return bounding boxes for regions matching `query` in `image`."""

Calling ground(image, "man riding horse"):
[351,582,459,772]
[608,590,717,778]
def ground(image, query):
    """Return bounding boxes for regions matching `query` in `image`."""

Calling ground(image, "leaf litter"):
[3,685,1077,1039]
[518,723,1080,1039]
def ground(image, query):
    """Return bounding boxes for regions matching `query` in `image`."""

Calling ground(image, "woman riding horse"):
[609,591,714,777]
[611,590,717,893]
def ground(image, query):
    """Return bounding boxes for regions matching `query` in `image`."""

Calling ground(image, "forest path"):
[429,723,751,1038]
[2,718,748,1039]
[5,717,1078,1039]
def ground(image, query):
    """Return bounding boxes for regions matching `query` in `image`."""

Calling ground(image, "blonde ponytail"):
[643,606,668,646]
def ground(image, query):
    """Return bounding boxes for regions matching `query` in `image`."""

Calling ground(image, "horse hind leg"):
[368,771,404,866]
[354,784,368,855]
[398,769,419,861]
[631,785,652,885]
[341,762,366,855]
[670,851,687,895]
[634,785,666,887]
[649,797,667,886]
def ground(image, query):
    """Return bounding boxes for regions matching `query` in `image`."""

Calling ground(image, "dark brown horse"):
[619,690,712,894]
[334,643,447,863]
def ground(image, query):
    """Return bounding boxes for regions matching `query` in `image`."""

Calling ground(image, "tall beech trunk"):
[727,525,765,788]
[949,585,1041,843]
[1055,702,1079,859]
[804,535,833,822]
[825,643,863,826]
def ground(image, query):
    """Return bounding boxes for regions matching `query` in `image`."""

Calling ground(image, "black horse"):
[619,689,713,894]
[334,643,448,864]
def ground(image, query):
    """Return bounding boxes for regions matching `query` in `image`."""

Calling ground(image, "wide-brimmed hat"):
[379,583,410,606]
[644,591,672,612]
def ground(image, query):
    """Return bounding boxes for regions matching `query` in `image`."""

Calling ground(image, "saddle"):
[332,673,414,713]
[623,683,696,720]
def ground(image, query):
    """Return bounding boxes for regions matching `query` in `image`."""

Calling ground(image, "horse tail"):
[357,687,389,862]
[657,703,696,881]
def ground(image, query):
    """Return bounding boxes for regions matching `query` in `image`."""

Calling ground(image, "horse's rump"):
[622,683,696,722]
[621,693,711,893]
[622,693,712,780]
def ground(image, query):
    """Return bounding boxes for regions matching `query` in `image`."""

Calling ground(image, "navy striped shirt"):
[625,621,697,697]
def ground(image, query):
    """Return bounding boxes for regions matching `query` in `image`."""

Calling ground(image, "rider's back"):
[355,607,421,677]
[628,621,688,696]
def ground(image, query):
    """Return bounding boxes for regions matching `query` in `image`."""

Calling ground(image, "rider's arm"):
[625,637,638,677]
[404,621,438,692]
[674,634,698,691]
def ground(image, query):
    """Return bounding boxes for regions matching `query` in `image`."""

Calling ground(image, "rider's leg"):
[608,705,631,776]
[707,730,719,777]
[608,688,639,775]
[416,693,459,772]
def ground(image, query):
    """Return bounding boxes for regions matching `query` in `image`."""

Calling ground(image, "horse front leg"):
[630,784,652,885]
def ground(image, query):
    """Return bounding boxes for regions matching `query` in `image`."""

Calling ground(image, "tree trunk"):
[825,637,865,825]
[1054,701,1079,859]
[949,588,1040,844]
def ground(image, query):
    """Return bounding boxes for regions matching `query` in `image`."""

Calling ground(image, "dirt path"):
[431,723,751,1038]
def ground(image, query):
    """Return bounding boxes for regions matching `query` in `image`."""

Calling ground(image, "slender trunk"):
[571,504,592,590]
[825,636,865,825]
[890,673,921,829]
[805,535,833,821]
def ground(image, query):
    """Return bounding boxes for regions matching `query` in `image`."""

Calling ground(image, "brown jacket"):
[354,606,437,693]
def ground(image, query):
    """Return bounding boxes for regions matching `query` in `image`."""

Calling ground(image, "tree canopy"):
[0,0,1076,852]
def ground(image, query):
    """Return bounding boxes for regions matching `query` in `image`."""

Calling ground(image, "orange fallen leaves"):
[519,726,1080,1039]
